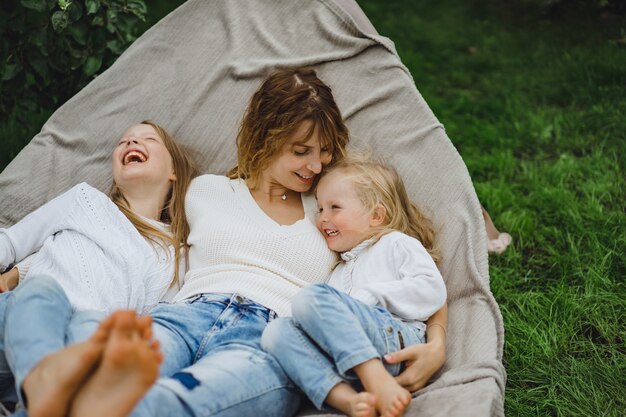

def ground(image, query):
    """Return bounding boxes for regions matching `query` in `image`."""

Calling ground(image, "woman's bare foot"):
[69,310,162,417]
[21,313,115,417]
[349,392,377,417]
[354,359,412,417]
[481,205,512,254]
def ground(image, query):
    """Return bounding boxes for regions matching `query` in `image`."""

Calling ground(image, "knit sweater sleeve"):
[15,253,37,282]
[355,235,447,322]
[0,184,84,271]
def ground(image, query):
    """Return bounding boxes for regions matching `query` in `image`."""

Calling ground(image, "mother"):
[30,67,448,417]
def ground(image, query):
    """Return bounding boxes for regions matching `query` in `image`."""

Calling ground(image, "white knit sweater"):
[0,183,174,314]
[174,175,337,317]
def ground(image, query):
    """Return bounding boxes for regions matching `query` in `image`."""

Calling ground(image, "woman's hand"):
[0,267,19,292]
[385,303,448,392]
[384,335,446,392]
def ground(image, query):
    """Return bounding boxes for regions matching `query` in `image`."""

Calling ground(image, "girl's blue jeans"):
[0,276,301,417]
[261,283,425,409]
[1,276,104,406]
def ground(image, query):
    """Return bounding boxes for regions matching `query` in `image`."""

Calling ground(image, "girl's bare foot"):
[69,310,162,417]
[326,383,378,417]
[355,359,412,417]
[21,313,115,417]
[349,392,377,417]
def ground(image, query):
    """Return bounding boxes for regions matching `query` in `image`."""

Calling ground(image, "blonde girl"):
[262,154,447,417]
[0,121,197,415]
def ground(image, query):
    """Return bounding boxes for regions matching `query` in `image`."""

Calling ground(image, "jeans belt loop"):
[397,330,406,374]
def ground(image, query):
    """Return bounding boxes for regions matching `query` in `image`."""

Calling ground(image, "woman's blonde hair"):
[109,121,199,287]
[324,153,441,263]
[228,67,349,187]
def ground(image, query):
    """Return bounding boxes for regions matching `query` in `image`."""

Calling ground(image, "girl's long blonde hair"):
[325,153,442,263]
[109,121,199,287]
[228,67,349,187]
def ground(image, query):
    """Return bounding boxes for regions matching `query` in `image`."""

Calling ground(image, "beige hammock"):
[0,1,506,415]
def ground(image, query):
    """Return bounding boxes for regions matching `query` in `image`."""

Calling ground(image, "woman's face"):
[260,121,332,193]
[112,124,175,190]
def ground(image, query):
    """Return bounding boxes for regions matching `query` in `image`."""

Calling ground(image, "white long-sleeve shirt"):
[173,175,337,317]
[0,183,175,314]
[328,231,446,325]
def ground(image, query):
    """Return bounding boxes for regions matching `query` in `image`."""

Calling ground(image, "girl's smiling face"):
[315,171,378,253]
[112,124,175,189]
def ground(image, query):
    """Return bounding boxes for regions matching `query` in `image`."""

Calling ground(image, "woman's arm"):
[384,303,448,392]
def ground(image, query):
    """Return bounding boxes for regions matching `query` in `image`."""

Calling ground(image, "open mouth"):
[324,229,339,237]
[296,172,314,182]
[122,150,147,165]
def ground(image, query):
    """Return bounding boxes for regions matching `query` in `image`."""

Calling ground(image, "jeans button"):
[387,325,393,333]
[235,295,244,303]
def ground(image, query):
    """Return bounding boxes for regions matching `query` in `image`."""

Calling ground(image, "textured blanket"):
[0,0,506,415]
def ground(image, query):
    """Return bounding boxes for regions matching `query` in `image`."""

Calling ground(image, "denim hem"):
[310,373,344,410]
[335,347,380,376]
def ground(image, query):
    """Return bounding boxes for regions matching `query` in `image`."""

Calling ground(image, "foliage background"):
[1,0,625,415]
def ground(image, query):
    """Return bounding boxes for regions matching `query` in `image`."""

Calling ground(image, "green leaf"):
[67,1,83,23]
[88,29,106,52]
[68,24,88,46]
[106,39,124,55]
[57,0,70,11]
[106,9,118,33]
[51,11,70,33]
[126,0,147,20]
[83,55,102,76]
[91,16,105,26]
[69,54,86,70]
[66,42,86,59]
[20,0,47,12]
[29,56,50,82]
[85,0,100,14]
[1,63,22,81]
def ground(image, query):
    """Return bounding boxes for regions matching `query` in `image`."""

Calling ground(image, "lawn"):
[2,1,625,415]
[358,1,625,415]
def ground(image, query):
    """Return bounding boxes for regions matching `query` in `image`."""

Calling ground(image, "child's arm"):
[385,303,448,392]
[0,185,83,271]
[353,235,446,321]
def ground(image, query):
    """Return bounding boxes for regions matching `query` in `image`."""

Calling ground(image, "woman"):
[22,67,448,417]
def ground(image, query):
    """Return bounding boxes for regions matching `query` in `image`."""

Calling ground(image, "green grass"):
[359,0,625,415]
[1,1,625,415]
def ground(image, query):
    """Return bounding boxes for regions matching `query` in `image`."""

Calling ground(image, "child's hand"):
[384,339,446,392]
[0,267,19,292]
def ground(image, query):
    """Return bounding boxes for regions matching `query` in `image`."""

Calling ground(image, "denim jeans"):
[261,283,426,409]
[127,293,301,417]
[2,276,104,405]
[0,292,16,405]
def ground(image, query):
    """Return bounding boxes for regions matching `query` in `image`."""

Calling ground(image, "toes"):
[136,315,153,340]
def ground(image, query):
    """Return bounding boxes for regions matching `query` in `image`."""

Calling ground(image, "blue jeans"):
[127,293,301,417]
[0,292,16,405]
[2,276,104,405]
[261,283,425,409]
